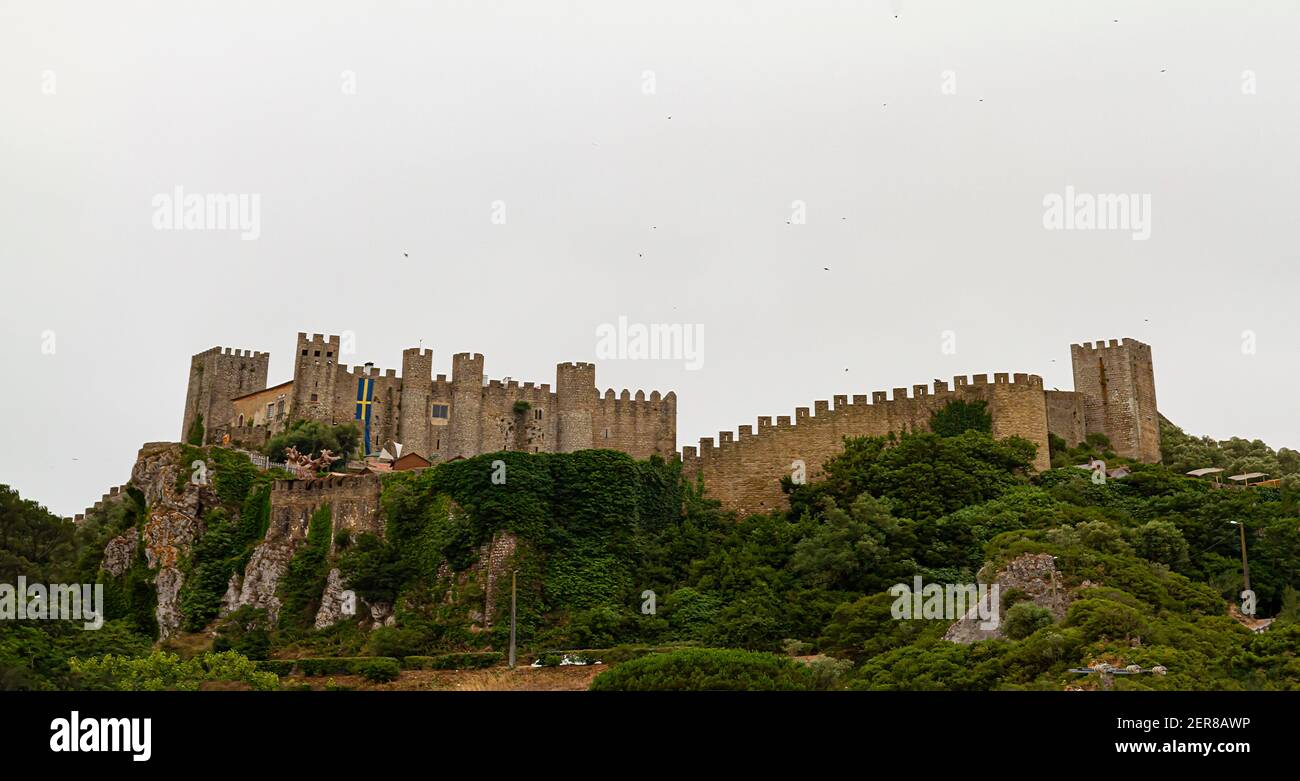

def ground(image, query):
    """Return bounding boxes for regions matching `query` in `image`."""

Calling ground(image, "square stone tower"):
[1070,338,1160,463]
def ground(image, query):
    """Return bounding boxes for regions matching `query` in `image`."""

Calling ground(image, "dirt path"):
[285,664,605,691]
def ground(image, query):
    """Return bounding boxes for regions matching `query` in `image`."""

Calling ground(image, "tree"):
[1132,519,1189,569]
[263,420,360,466]
[807,431,1037,521]
[790,494,894,591]
[1002,602,1054,640]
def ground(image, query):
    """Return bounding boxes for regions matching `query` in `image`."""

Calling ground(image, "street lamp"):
[1228,521,1251,594]
[509,569,518,669]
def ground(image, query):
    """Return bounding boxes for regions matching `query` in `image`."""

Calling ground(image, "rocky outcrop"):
[944,553,1070,644]
[101,531,138,577]
[314,568,350,629]
[92,443,218,639]
[229,540,297,624]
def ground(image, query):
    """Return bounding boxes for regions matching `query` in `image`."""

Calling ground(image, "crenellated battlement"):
[187,330,679,464]
[1071,337,1151,355]
[271,473,380,495]
[681,366,1056,515]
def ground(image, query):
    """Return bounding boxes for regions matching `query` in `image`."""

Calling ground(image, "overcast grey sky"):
[2,1,1298,517]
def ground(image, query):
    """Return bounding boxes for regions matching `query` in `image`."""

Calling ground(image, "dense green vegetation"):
[589,647,827,691]
[3,404,1299,691]
[263,420,361,466]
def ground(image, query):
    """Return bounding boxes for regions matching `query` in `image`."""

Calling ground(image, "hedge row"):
[257,657,402,677]
[401,652,503,670]
[534,644,690,665]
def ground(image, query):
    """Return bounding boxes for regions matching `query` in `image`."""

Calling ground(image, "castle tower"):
[290,333,342,425]
[556,362,596,453]
[181,346,270,444]
[398,347,434,457]
[1070,338,1160,463]
[448,353,485,458]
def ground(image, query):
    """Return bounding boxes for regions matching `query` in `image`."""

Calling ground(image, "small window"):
[277,399,285,417]
[301,349,308,356]
[266,403,275,419]
[436,437,440,450]
[327,351,333,358]
[314,350,321,357]
[431,403,449,419]
[603,428,610,440]
[238,414,245,428]
[534,409,543,420]
[310,393,319,402]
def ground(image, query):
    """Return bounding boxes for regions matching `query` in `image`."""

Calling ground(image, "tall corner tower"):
[555,362,596,453]
[1070,338,1160,463]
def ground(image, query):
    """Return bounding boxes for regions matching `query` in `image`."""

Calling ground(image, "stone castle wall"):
[182,347,268,444]
[268,473,384,548]
[187,333,675,463]
[682,373,1051,517]
[1044,389,1086,448]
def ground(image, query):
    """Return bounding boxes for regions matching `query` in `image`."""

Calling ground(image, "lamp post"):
[509,569,518,669]
[1229,521,1251,594]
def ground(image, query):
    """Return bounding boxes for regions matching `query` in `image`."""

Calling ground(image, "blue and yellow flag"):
[355,376,374,456]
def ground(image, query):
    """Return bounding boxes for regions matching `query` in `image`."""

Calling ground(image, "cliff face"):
[95,442,521,640]
[99,443,217,638]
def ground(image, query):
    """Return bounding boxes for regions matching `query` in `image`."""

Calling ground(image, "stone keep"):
[183,332,677,463]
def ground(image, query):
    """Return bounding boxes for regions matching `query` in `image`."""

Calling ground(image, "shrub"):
[212,606,272,660]
[69,650,278,691]
[402,652,503,670]
[588,648,819,691]
[357,657,400,683]
[264,420,360,465]
[366,627,429,659]
[291,657,401,677]
[1002,602,1054,640]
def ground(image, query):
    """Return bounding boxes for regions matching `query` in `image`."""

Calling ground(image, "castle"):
[179,333,1158,516]
[181,333,678,463]
[678,337,1159,515]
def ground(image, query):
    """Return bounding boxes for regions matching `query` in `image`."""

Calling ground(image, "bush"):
[69,650,278,691]
[588,648,819,691]
[1002,602,1054,640]
[402,652,503,670]
[366,627,430,659]
[212,606,272,660]
[357,657,400,683]
[290,657,402,677]
[264,420,360,465]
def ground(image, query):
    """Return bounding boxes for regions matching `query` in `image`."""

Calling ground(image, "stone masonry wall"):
[682,373,1051,517]
[1070,339,1160,463]
[1044,389,1087,449]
